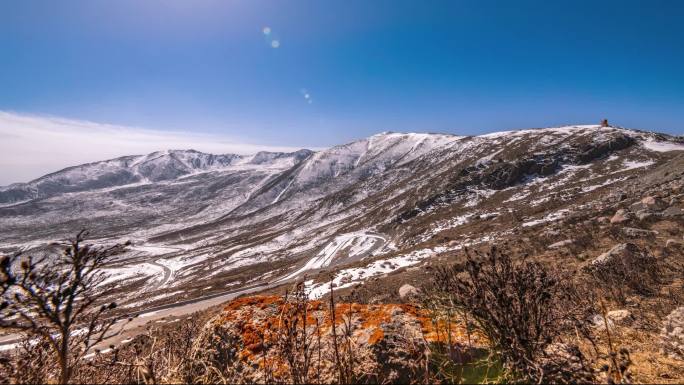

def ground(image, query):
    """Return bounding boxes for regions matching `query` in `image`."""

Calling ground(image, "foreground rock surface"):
[661,306,684,360]
[192,295,485,384]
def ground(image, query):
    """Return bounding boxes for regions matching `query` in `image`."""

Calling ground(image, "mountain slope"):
[0,149,313,205]
[0,124,683,309]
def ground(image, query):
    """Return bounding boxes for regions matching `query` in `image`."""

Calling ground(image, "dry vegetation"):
[2,193,684,385]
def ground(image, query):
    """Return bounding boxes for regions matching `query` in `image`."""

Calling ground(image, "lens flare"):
[262,27,271,35]
[300,89,313,104]
[271,40,280,48]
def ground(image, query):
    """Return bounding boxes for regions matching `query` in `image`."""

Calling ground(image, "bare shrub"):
[329,282,359,384]
[276,282,322,384]
[0,339,53,384]
[431,245,595,383]
[584,243,659,305]
[0,230,131,384]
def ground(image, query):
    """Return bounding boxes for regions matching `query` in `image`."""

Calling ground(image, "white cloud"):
[0,111,307,186]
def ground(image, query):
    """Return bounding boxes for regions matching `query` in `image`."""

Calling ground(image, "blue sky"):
[1,0,683,153]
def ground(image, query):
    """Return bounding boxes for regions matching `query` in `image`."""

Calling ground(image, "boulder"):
[665,239,684,248]
[590,310,634,329]
[661,306,684,359]
[663,206,684,217]
[607,309,634,326]
[642,196,667,209]
[398,284,419,299]
[194,295,487,383]
[586,243,659,299]
[548,239,574,249]
[590,314,614,330]
[597,216,610,224]
[610,209,629,224]
[541,343,595,383]
[622,227,658,238]
[635,210,657,221]
[630,202,648,212]
[641,196,658,207]
[591,243,640,265]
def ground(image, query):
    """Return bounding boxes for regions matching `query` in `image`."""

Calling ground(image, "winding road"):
[0,232,390,352]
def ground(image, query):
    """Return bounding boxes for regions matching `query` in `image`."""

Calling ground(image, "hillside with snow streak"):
[0,124,683,310]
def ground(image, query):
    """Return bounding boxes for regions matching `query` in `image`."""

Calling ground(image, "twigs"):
[0,230,131,384]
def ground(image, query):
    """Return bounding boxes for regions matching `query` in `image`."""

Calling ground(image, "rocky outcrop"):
[610,209,629,224]
[573,134,636,164]
[191,296,486,384]
[397,132,637,222]
[622,227,658,238]
[661,306,684,359]
[398,284,419,299]
[548,239,574,249]
[590,243,642,266]
[585,243,659,296]
[663,206,684,217]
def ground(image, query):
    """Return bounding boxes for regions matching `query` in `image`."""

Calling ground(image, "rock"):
[590,314,614,330]
[610,209,629,224]
[607,309,634,325]
[636,210,657,221]
[661,306,684,359]
[597,216,610,224]
[585,243,658,297]
[641,196,657,206]
[666,239,684,248]
[663,206,684,217]
[622,227,658,238]
[541,343,595,383]
[630,202,648,212]
[591,243,640,265]
[615,192,628,201]
[590,310,633,330]
[543,229,561,237]
[197,295,487,383]
[398,284,419,299]
[548,239,574,249]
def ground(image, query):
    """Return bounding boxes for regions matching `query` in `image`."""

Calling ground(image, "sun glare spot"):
[300,89,313,104]
[271,40,280,48]
[262,27,271,35]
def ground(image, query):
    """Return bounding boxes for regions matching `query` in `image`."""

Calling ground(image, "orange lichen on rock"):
[195,295,487,383]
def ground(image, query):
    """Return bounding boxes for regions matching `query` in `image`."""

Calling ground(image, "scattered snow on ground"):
[278,232,386,281]
[504,191,531,202]
[129,245,182,256]
[641,140,684,153]
[305,248,433,299]
[0,343,19,352]
[100,263,165,288]
[479,212,499,220]
[522,209,570,227]
[622,159,656,170]
[464,188,497,207]
[138,310,160,318]
[581,177,628,193]
[272,178,295,204]
[156,253,208,276]
[478,125,600,139]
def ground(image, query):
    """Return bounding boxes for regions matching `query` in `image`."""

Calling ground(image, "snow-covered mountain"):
[0,149,313,205]
[1,124,683,308]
